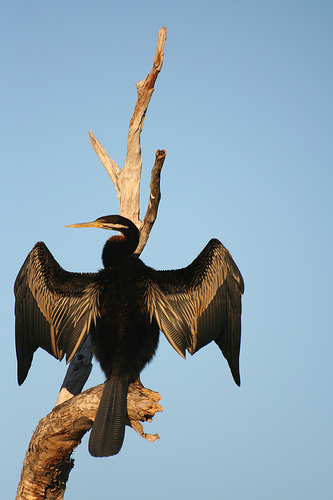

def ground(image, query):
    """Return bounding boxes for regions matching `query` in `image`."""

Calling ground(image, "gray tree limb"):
[15,381,162,500]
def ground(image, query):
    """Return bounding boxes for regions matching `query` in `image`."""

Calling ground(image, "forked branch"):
[89,26,167,247]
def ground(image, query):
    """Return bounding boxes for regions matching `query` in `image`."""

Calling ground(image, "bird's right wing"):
[14,242,104,385]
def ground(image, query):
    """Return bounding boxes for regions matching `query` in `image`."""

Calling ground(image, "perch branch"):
[15,381,162,500]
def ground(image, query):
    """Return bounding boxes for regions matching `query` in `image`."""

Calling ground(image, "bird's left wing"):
[14,242,104,385]
[143,239,244,385]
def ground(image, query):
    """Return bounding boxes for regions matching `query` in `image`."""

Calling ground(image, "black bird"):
[14,215,244,457]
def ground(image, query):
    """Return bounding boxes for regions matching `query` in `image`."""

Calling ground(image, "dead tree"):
[16,27,167,500]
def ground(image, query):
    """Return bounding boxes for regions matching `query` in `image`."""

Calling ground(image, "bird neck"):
[102,223,139,268]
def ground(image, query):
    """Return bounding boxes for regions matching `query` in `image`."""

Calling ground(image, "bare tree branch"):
[89,131,122,201]
[16,382,162,500]
[88,26,167,239]
[137,149,167,255]
[55,335,93,407]
[121,27,167,225]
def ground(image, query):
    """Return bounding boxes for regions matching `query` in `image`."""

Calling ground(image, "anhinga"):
[14,215,244,457]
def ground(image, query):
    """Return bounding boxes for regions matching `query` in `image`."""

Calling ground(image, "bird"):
[14,214,244,457]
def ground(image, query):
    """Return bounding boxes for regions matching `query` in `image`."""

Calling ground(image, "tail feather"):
[89,376,129,457]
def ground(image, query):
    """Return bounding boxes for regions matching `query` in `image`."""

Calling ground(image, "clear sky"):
[2,1,332,499]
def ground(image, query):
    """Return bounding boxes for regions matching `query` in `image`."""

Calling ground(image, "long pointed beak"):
[66,220,102,229]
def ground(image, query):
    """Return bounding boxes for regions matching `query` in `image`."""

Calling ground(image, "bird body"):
[90,257,160,381]
[87,256,160,456]
[14,215,244,457]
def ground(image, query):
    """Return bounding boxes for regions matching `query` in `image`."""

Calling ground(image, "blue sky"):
[2,1,332,499]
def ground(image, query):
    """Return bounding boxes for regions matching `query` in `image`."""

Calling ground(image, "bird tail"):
[89,376,129,457]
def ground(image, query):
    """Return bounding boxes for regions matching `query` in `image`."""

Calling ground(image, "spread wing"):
[143,239,244,385]
[14,242,104,385]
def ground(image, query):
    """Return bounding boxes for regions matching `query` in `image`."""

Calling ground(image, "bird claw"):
[126,379,162,443]
[128,418,160,442]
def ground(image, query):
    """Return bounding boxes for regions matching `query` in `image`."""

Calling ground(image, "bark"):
[16,27,167,499]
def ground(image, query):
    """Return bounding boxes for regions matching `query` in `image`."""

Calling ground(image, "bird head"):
[66,215,133,232]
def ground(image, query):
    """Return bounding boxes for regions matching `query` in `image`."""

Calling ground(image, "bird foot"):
[128,419,160,442]
[126,379,163,442]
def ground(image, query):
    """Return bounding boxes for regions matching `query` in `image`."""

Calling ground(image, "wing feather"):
[14,242,103,385]
[143,239,244,385]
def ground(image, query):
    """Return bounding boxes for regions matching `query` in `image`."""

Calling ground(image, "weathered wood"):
[137,148,166,255]
[15,382,162,500]
[121,26,167,225]
[88,131,122,201]
[55,335,93,406]
[89,26,167,244]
